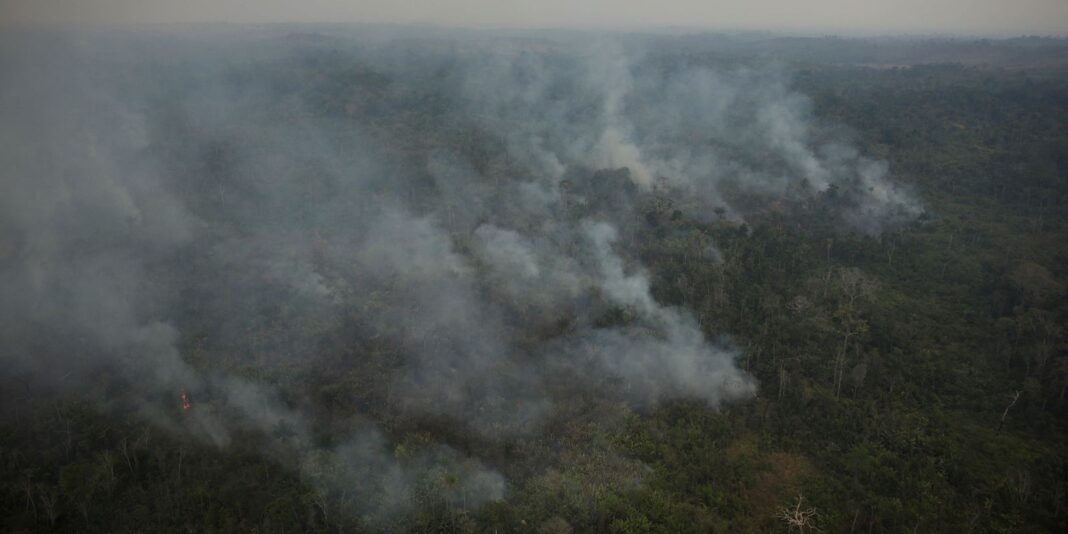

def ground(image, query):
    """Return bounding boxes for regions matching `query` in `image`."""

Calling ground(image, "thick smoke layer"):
[0,28,919,520]
[445,38,921,232]
[0,34,506,521]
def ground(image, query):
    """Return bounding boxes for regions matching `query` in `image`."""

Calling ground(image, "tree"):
[778,494,819,532]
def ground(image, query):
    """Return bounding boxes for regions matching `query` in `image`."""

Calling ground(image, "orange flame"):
[180,389,192,411]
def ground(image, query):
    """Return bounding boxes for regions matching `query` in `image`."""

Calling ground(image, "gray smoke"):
[0,31,506,522]
[444,38,921,231]
[0,27,920,522]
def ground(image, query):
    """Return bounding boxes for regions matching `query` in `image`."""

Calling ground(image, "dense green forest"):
[1,30,1066,533]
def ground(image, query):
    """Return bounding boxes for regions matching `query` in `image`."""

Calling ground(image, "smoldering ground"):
[0,27,919,523]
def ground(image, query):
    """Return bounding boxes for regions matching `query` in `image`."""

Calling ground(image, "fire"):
[180,389,192,411]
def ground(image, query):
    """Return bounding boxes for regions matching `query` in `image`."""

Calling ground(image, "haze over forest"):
[3,0,1068,35]
[1,2,1067,533]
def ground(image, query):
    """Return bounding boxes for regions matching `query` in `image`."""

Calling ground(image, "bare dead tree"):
[120,436,136,475]
[38,486,59,528]
[837,268,879,310]
[22,476,37,521]
[998,390,1022,432]
[98,450,117,496]
[884,235,897,266]
[776,356,801,400]
[310,488,330,529]
[176,447,185,486]
[778,493,819,532]
[822,239,834,298]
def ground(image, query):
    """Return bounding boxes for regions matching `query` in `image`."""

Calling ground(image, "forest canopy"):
[1,28,1066,532]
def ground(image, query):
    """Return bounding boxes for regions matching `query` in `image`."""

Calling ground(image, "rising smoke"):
[0,27,919,522]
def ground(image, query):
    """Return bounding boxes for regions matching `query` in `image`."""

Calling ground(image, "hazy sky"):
[1,0,1066,35]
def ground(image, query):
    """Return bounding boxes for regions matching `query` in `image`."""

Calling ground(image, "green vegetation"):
[2,35,1066,532]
